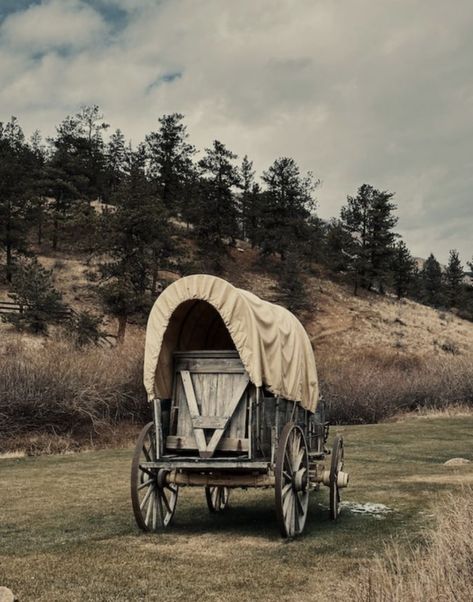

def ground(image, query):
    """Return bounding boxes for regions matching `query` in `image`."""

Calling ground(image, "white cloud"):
[0,0,472,263]
[0,0,108,52]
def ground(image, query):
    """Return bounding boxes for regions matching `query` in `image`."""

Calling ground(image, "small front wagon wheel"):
[275,422,310,538]
[329,435,344,520]
[131,422,178,531]
[205,486,230,513]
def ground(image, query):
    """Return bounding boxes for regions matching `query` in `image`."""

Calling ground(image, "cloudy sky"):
[1,0,472,264]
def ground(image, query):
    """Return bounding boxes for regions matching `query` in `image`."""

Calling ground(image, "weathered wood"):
[205,373,250,457]
[166,435,249,452]
[142,459,269,471]
[192,416,228,429]
[180,370,208,455]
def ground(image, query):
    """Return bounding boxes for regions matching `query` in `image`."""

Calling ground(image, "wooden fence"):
[0,300,115,346]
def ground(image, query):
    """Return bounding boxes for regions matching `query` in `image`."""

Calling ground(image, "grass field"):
[1,416,472,601]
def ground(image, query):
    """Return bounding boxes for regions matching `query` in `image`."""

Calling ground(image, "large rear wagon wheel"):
[205,486,230,513]
[131,422,178,531]
[275,422,310,538]
[329,435,344,520]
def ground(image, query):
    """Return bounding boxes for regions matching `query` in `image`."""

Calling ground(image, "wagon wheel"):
[205,486,230,513]
[275,422,310,538]
[329,435,344,520]
[131,422,178,531]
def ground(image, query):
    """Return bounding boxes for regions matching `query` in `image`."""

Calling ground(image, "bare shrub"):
[319,350,473,423]
[0,334,146,451]
[351,489,473,602]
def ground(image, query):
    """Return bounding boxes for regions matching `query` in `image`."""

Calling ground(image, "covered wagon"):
[131,274,348,537]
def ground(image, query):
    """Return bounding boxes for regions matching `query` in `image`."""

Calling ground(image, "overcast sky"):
[1,0,472,264]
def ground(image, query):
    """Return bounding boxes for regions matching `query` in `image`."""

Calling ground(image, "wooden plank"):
[205,374,250,457]
[180,370,207,456]
[192,416,227,429]
[174,358,246,374]
[166,435,249,452]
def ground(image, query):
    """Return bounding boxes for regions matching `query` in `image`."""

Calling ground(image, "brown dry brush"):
[351,489,473,602]
[0,335,146,452]
[319,350,473,423]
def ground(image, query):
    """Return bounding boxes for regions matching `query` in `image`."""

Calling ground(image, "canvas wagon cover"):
[143,274,319,413]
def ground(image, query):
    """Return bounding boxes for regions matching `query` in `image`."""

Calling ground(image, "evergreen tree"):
[259,157,318,259]
[146,113,195,213]
[444,249,464,308]
[368,189,398,292]
[275,250,311,315]
[0,117,35,282]
[324,218,352,273]
[340,184,397,293]
[421,253,444,307]
[105,129,127,200]
[3,258,67,333]
[99,147,171,341]
[239,155,255,240]
[195,140,240,272]
[29,130,49,245]
[75,105,109,201]
[44,115,89,250]
[391,240,416,299]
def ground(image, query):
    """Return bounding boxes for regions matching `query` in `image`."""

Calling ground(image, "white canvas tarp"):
[143,274,319,412]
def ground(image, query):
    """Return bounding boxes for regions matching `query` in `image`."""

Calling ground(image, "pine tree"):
[444,249,464,308]
[3,258,67,333]
[275,250,311,315]
[29,130,48,245]
[391,240,416,299]
[44,115,89,250]
[146,113,195,213]
[0,117,35,282]
[105,129,127,200]
[195,140,240,272]
[259,157,318,259]
[340,184,398,294]
[99,147,171,341]
[421,253,444,307]
[367,189,398,292]
[239,155,255,240]
[75,105,109,201]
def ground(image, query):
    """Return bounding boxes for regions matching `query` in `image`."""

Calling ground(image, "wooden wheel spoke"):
[284,451,294,477]
[282,482,292,498]
[161,489,172,514]
[138,478,154,491]
[295,491,305,515]
[145,490,154,526]
[139,484,154,511]
[142,445,151,462]
[157,491,165,524]
[152,492,157,531]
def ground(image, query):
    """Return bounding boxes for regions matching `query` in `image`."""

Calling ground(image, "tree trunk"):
[116,314,127,344]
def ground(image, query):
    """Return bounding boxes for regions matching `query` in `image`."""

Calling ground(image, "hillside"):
[2,244,473,362]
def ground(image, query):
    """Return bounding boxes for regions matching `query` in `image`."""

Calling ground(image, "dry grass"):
[352,488,473,602]
[319,350,473,423]
[1,417,472,601]
[0,332,145,453]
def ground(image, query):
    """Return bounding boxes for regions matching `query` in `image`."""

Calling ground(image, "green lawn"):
[1,417,472,601]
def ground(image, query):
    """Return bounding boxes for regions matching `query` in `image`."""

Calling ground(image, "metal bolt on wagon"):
[131,275,349,537]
